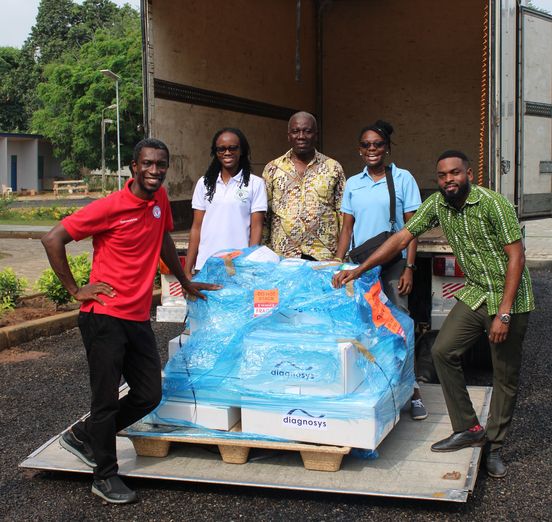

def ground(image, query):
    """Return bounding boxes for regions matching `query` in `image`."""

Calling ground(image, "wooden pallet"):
[122,423,351,472]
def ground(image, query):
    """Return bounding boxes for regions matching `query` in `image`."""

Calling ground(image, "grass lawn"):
[0,217,58,226]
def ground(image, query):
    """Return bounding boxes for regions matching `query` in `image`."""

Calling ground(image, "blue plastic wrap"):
[133,247,415,449]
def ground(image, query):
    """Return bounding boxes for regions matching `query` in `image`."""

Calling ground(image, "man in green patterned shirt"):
[333,150,534,478]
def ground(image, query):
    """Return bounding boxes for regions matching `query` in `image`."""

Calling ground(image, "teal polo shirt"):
[341,163,421,252]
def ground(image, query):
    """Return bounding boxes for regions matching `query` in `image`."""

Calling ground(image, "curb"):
[526,258,552,270]
[0,309,80,351]
[0,231,47,240]
[0,290,162,352]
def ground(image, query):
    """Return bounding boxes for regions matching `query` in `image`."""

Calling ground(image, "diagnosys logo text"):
[282,408,327,430]
[270,360,316,381]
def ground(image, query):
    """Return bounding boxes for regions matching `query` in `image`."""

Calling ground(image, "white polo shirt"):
[192,170,267,270]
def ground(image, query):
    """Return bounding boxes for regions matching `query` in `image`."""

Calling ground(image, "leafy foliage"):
[31,7,143,177]
[0,205,77,222]
[37,253,91,306]
[0,0,143,170]
[0,193,16,217]
[0,47,28,132]
[0,268,28,312]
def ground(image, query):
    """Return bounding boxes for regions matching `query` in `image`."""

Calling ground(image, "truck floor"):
[20,384,490,503]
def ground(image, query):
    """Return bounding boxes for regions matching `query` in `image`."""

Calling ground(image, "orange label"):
[213,250,242,259]
[159,256,186,275]
[253,289,279,317]
[364,281,405,339]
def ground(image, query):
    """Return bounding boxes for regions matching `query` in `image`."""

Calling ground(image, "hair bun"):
[375,120,394,137]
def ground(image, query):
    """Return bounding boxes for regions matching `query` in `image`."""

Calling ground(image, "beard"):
[440,181,470,206]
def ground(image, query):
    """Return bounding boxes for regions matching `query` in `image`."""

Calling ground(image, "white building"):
[0,133,62,193]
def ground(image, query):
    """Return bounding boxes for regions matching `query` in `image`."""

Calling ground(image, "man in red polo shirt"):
[41,138,219,504]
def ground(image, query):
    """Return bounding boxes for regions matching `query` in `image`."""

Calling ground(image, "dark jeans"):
[73,311,162,479]
[431,301,530,450]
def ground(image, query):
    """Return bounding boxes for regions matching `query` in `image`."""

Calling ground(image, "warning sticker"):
[213,250,242,259]
[364,281,405,339]
[254,289,279,317]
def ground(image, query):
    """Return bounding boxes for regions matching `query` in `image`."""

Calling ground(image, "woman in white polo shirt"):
[185,128,267,278]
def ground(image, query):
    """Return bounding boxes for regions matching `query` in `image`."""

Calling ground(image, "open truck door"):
[517,6,552,219]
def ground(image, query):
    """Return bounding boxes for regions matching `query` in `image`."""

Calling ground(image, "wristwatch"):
[404,263,417,271]
[499,313,511,325]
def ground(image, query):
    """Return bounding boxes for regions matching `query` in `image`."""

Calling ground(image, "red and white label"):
[168,281,184,297]
[253,289,279,317]
[442,282,465,299]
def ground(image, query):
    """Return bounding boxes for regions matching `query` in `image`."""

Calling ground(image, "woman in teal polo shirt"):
[335,120,426,420]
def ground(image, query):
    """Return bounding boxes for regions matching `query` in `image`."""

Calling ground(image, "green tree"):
[31,8,143,177]
[0,0,130,134]
[0,47,27,131]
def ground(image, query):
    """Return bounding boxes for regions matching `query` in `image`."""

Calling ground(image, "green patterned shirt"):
[406,185,534,315]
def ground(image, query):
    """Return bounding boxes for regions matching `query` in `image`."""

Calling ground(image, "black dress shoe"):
[485,450,507,478]
[431,429,486,452]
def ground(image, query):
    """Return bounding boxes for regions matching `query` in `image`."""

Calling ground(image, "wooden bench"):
[53,180,89,197]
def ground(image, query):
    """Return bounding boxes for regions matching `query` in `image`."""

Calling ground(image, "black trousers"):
[73,311,162,479]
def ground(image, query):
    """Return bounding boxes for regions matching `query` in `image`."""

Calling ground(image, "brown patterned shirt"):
[262,149,345,259]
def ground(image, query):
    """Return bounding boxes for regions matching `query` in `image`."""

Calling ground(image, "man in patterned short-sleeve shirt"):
[332,150,534,479]
[262,111,345,260]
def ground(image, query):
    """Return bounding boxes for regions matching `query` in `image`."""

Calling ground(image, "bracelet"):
[404,263,417,271]
[333,257,344,262]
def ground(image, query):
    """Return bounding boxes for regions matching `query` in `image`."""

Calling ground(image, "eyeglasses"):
[359,140,386,149]
[215,145,240,154]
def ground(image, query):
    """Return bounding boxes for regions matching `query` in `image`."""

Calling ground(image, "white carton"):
[160,273,185,304]
[154,400,240,431]
[239,336,367,397]
[156,304,187,323]
[241,388,399,449]
[168,332,190,359]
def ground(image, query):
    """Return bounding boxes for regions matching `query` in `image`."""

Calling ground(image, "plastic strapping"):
[336,338,375,363]
[346,281,354,297]
[311,261,342,271]
[178,322,198,414]
[224,256,236,276]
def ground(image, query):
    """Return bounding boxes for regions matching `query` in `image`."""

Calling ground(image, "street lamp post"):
[101,104,116,194]
[100,69,122,190]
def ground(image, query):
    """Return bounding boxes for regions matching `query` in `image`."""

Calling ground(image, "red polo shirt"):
[62,179,174,321]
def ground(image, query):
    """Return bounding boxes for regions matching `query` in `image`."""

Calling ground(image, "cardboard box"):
[153,399,240,431]
[168,332,190,359]
[241,388,399,449]
[156,305,187,323]
[239,336,367,396]
[160,273,185,301]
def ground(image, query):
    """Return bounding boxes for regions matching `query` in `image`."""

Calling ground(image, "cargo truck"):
[140,0,551,368]
[21,1,551,502]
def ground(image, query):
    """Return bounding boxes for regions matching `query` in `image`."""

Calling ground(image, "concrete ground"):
[0,218,550,291]
[2,268,551,520]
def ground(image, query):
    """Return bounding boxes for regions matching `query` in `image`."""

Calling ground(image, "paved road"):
[0,238,93,292]
[10,197,98,208]
[0,268,550,520]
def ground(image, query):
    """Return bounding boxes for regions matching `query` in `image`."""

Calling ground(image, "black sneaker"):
[59,430,96,468]
[92,475,137,504]
[410,399,428,420]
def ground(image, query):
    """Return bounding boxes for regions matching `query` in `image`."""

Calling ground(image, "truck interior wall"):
[321,0,486,191]
[150,0,317,227]
[153,100,290,228]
